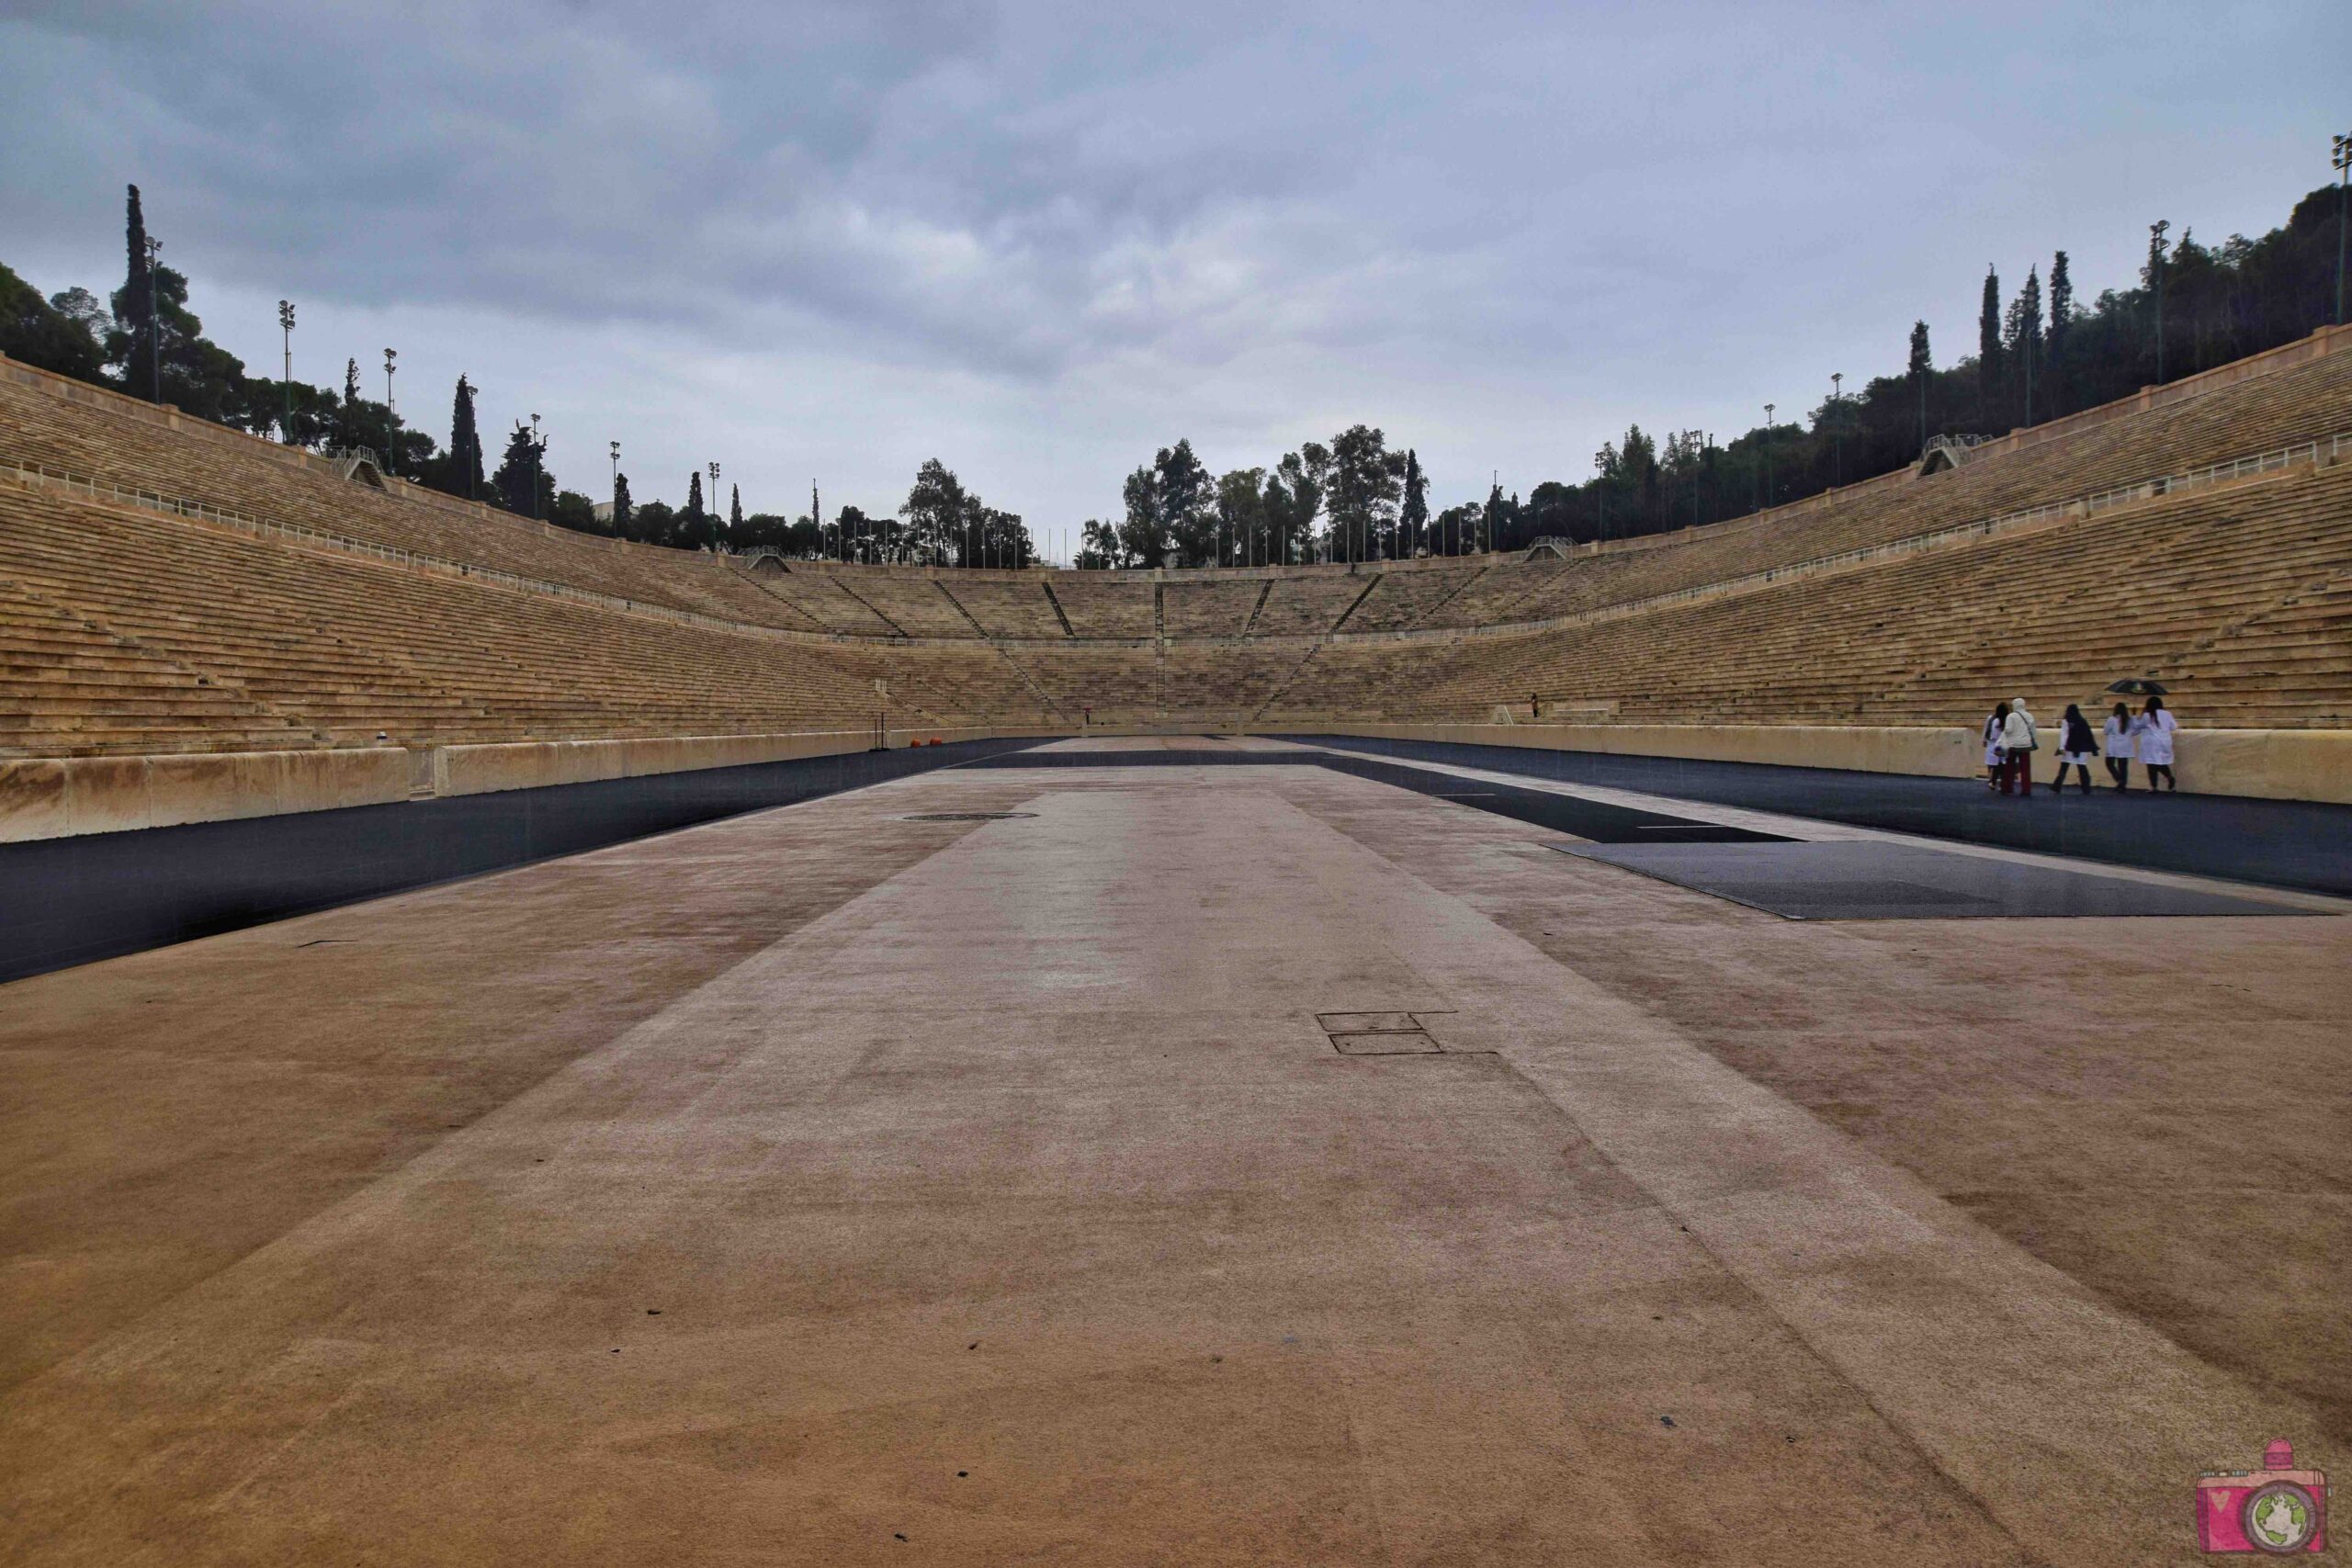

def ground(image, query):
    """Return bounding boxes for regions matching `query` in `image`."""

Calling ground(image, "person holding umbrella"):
[2101,701,2136,790]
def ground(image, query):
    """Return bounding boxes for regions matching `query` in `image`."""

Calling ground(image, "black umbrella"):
[2105,678,2169,696]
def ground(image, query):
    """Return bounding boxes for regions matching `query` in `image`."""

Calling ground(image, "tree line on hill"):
[0,186,1031,562]
[1087,183,2346,565]
[4,180,2344,566]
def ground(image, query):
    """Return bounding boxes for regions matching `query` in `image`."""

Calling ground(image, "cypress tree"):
[729,483,743,535]
[447,375,482,499]
[335,357,361,451]
[1399,450,1429,557]
[1977,265,2001,420]
[612,471,633,539]
[1907,321,1932,450]
[2047,252,2073,361]
[2047,252,2073,412]
[2015,265,2043,423]
[121,185,157,399]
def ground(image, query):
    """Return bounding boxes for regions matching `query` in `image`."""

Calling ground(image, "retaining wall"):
[0,725,1074,843]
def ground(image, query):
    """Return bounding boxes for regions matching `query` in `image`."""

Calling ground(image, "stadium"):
[4,15,2350,1565]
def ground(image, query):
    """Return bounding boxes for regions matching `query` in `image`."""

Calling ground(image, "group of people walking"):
[1984,695,2177,795]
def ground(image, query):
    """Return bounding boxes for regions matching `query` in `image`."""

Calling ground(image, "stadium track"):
[2,737,2343,1565]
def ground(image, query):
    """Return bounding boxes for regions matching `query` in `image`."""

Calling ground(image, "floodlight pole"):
[2150,220,2169,384]
[145,237,163,402]
[708,462,720,550]
[1829,375,1843,487]
[2335,133,2351,327]
[529,413,542,519]
[382,349,397,477]
[277,300,295,443]
[608,440,619,506]
[1762,403,1775,509]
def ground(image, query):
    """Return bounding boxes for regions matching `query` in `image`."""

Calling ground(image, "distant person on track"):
[2050,704,2098,795]
[1998,696,2040,796]
[2102,702,2135,789]
[2132,696,2179,791]
[1984,702,2010,790]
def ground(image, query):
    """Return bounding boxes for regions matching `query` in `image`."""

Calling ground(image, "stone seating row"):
[1261,463,2352,732]
[7,336,2344,658]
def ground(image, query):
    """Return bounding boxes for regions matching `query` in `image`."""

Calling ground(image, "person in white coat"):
[2101,702,2135,789]
[1983,702,2009,790]
[2132,695,2178,791]
[1998,695,2039,796]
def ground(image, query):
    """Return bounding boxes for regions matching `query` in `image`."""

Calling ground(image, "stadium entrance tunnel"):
[0,737,1050,985]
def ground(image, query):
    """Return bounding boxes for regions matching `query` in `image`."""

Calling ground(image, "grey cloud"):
[3,0,2346,526]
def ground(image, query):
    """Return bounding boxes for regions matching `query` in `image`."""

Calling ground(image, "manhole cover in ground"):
[902,812,1039,821]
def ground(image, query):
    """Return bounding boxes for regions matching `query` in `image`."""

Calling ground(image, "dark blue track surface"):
[0,738,1046,986]
[1284,735,2352,898]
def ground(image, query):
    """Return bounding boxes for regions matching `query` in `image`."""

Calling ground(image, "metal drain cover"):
[902,811,1038,821]
[1317,1010,1458,1055]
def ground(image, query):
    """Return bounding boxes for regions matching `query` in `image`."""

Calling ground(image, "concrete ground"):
[1,735,2345,1565]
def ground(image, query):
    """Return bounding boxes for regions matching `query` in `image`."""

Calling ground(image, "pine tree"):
[447,375,482,499]
[1977,265,2002,420]
[122,185,154,399]
[1907,321,1932,450]
[490,422,546,515]
[612,471,633,539]
[1324,425,1398,563]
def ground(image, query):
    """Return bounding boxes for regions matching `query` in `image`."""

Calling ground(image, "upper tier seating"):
[1254,573,1372,637]
[1260,461,2352,731]
[0,373,831,635]
[1160,580,1264,637]
[943,576,1070,639]
[1339,561,1484,630]
[1046,575,1156,637]
[1497,344,2352,626]
[820,570,986,637]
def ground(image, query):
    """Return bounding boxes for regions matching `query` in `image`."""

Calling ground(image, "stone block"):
[0,759,70,842]
[63,756,153,837]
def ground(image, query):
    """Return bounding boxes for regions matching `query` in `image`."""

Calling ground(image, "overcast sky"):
[4,1,2344,549]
